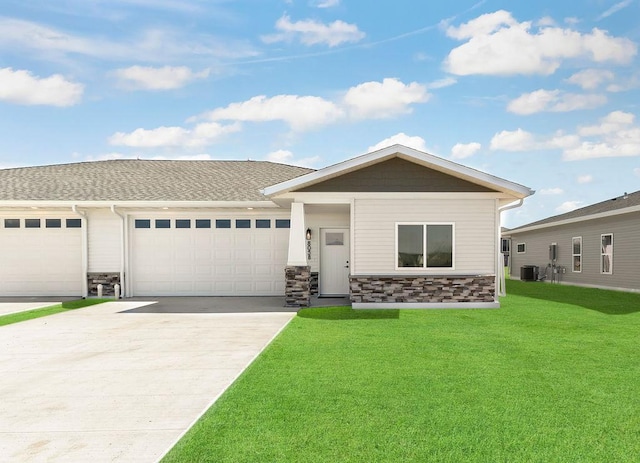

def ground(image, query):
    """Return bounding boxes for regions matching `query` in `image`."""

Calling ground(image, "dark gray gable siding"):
[0,160,313,202]
[296,157,497,193]
[509,212,640,291]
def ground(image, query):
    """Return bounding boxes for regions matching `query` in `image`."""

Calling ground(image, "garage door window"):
[46,219,62,228]
[4,219,20,228]
[66,219,82,228]
[236,219,251,229]
[275,219,290,228]
[25,219,41,228]
[256,219,271,228]
[216,219,231,229]
[176,219,191,229]
[155,219,171,229]
[196,219,211,228]
[135,219,151,229]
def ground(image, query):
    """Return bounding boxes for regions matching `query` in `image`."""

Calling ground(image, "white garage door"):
[130,216,290,296]
[0,217,83,296]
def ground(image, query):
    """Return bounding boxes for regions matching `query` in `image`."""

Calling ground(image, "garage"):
[129,215,291,296]
[0,216,83,296]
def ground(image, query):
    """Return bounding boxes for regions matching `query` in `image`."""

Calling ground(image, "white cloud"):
[368,133,427,152]
[578,174,593,184]
[490,129,536,151]
[202,94,344,131]
[0,17,258,64]
[314,0,340,7]
[265,150,320,167]
[578,110,634,136]
[266,149,294,162]
[114,65,210,90]
[451,142,481,159]
[344,78,429,119]
[427,76,457,89]
[109,122,241,148]
[556,201,583,213]
[539,187,564,195]
[507,89,607,115]
[634,168,640,177]
[597,0,633,20]
[0,67,83,106]
[261,14,364,47]
[444,10,637,76]
[568,112,640,160]
[566,69,615,90]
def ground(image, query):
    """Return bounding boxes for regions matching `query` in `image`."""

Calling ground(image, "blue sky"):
[1,0,639,228]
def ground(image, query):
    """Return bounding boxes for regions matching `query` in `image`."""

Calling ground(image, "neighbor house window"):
[397,223,454,269]
[4,219,20,228]
[572,237,582,273]
[25,219,41,228]
[601,234,613,274]
[516,243,526,254]
[501,238,510,253]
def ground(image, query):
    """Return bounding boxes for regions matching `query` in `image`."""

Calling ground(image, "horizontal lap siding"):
[509,212,640,290]
[353,198,496,275]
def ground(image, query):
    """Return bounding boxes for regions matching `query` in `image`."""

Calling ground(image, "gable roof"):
[508,190,640,234]
[0,159,312,203]
[262,144,533,198]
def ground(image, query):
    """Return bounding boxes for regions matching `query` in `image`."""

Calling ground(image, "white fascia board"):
[262,144,533,198]
[507,204,640,235]
[0,200,281,209]
[273,191,513,203]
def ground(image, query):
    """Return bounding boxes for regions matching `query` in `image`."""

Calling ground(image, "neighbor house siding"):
[87,209,122,273]
[509,212,640,291]
[352,198,496,275]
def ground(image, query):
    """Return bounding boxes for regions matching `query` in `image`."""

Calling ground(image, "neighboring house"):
[0,144,532,308]
[504,190,640,293]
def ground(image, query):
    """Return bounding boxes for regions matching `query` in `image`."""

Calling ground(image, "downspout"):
[110,205,126,298]
[72,205,88,298]
[497,199,525,297]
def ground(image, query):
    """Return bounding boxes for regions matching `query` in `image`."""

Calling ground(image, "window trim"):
[601,233,613,275]
[516,243,526,254]
[395,222,455,271]
[572,236,582,273]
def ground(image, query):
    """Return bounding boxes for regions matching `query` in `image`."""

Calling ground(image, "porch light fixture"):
[306,228,312,240]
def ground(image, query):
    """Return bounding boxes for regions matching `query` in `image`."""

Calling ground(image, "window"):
[275,219,290,228]
[572,237,582,273]
[601,234,613,274]
[216,219,231,229]
[135,219,151,229]
[25,219,41,228]
[4,219,20,228]
[155,219,171,229]
[236,219,251,229]
[516,243,526,254]
[501,238,510,253]
[46,218,61,228]
[256,219,271,229]
[176,219,191,229]
[66,218,82,228]
[195,219,211,229]
[397,223,454,269]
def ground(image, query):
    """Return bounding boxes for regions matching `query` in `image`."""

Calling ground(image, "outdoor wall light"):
[306,228,312,240]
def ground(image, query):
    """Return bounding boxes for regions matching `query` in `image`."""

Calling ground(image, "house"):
[504,190,640,293]
[0,144,532,308]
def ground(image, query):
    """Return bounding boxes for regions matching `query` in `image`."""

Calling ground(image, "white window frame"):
[516,243,526,254]
[395,222,455,271]
[572,236,582,273]
[601,233,613,275]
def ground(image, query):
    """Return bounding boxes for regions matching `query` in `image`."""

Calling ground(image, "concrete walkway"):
[0,301,295,462]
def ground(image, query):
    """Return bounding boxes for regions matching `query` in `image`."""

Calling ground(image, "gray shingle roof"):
[509,190,640,233]
[0,160,314,202]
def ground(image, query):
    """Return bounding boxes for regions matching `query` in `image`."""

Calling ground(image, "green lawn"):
[163,281,640,462]
[0,298,111,326]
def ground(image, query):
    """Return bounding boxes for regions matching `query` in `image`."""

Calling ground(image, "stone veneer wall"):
[350,275,495,304]
[285,266,311,307]
[87,272,121,297]
[310,272,319,296]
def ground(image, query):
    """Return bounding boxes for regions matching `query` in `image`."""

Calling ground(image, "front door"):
[320,228,350,296]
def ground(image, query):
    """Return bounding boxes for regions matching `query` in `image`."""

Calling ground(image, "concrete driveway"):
[0,300,295,462]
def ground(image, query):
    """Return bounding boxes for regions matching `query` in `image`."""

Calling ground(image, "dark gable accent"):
[296,157,496,193]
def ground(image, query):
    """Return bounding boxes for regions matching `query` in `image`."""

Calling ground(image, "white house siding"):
[508,212,640,291]
[352,198,497,275]
[87,209,122,273]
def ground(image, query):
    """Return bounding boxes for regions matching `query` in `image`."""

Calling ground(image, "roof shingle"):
[0,160,313,202]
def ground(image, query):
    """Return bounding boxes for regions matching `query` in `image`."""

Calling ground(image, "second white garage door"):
[129,216,290,296]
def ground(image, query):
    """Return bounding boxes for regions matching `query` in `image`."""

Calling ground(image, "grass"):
[163,281,640,462]
[0,298,111,326]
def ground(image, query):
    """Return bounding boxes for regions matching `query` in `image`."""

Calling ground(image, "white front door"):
[320,228,350,296]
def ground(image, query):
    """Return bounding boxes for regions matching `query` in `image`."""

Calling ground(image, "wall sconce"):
[306,228,312,240]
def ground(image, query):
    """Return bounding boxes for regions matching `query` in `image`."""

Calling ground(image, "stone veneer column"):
[285,266,311,307]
